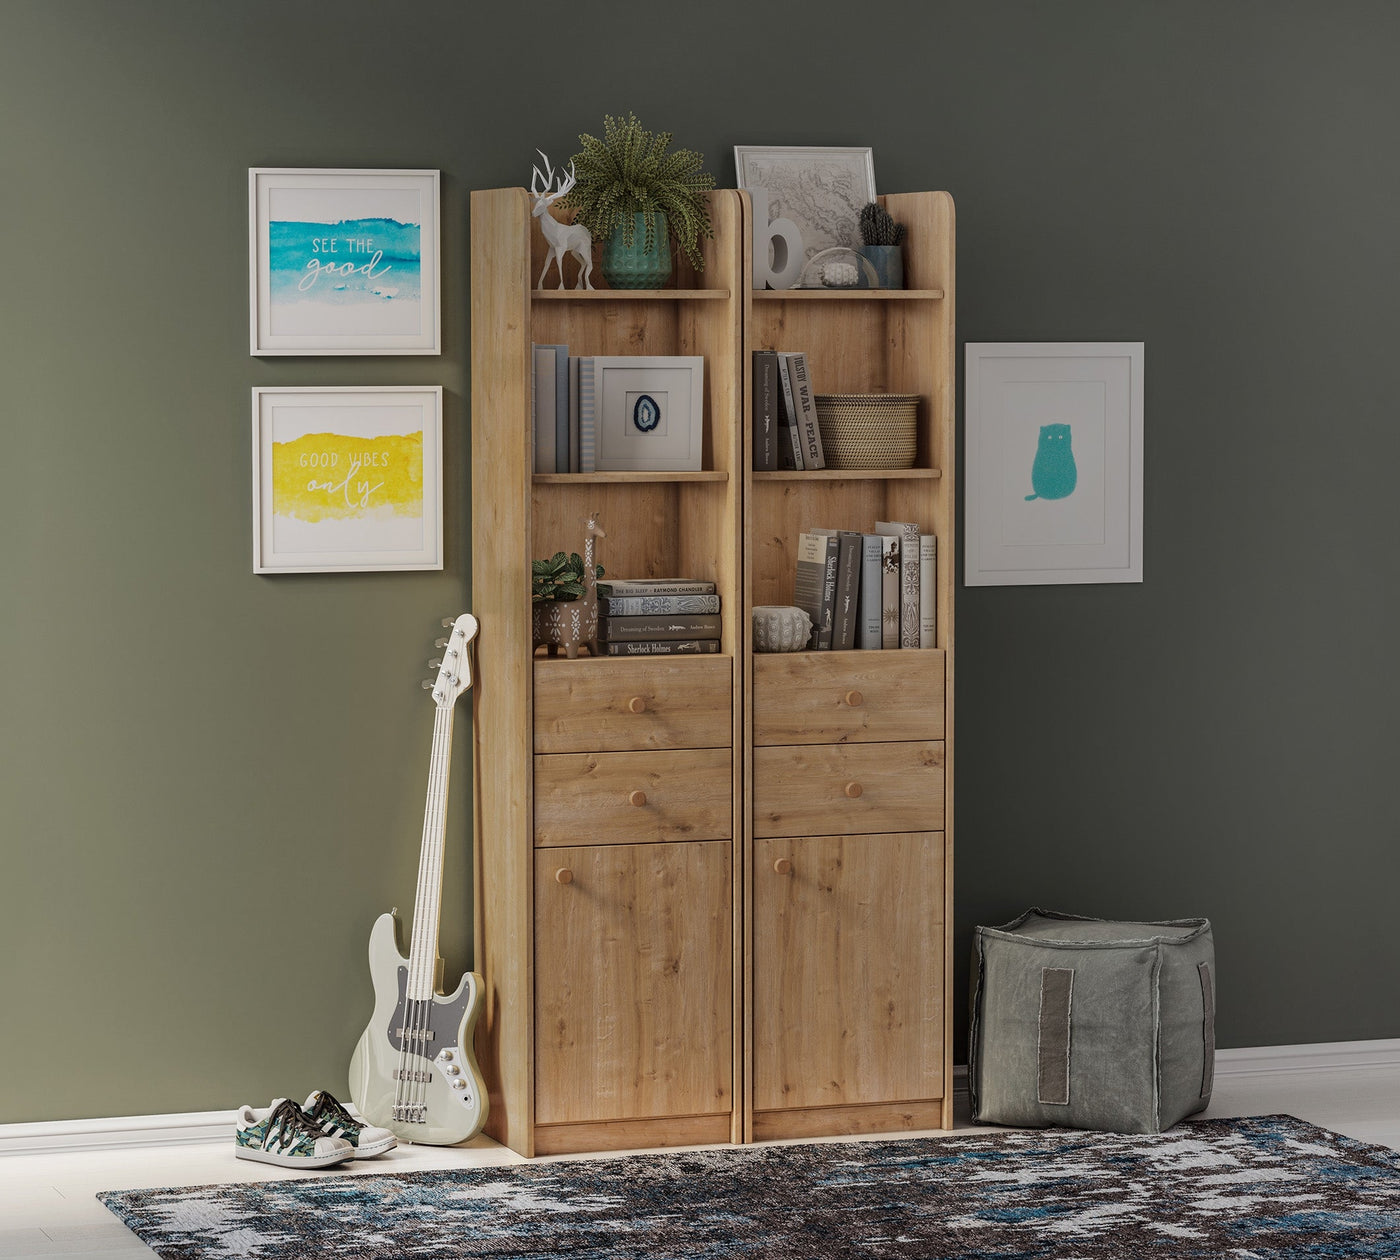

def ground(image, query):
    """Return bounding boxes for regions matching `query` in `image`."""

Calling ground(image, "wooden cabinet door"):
[535,840,732,1125]
[753,832,944,1113]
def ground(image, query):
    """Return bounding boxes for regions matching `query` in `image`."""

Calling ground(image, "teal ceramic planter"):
[859,244,904,290]
[603,212,672,289]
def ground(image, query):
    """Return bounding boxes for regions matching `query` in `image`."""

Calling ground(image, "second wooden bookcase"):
[469,187,954,1156]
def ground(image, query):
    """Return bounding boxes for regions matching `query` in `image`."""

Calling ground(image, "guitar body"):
[349,911,488,1146]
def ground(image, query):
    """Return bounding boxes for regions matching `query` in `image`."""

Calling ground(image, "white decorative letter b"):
[749,187,804,290]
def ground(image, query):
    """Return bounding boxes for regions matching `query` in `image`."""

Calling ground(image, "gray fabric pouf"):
[968,908,1215,1134]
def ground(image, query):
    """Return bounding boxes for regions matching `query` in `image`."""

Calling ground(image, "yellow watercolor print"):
[272,431,423,523]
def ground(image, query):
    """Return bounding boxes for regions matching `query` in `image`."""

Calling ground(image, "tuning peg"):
[441,617,455,629]
[421,679,434,690]
[435,637,449,649]
[429,658,442,669]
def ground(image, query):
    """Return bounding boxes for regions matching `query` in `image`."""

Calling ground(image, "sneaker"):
[234,1098,354,1168]
[300,1089,398,1158]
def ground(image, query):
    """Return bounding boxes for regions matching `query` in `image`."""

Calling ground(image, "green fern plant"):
[559,112,715,271]
[531,552,604,603]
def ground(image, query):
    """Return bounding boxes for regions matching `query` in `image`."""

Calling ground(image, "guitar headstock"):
[424,613,480,707]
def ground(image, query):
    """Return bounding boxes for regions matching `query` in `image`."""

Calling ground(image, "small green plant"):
[559,112,715,270]
[859,202,906,247]
[531,552,604,602]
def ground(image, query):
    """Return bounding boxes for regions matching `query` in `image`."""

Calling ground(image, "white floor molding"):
[6,1039,1400,1158]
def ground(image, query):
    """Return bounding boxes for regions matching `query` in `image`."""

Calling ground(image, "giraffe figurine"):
[532,514,606,658]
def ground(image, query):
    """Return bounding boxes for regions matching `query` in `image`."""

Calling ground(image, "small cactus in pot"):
[858,201,906,289]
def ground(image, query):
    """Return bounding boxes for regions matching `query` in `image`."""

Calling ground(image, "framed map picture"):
[734,145,876,263]
[249,169,440,355]
[252,387,443,573]
[965,343,1144,585]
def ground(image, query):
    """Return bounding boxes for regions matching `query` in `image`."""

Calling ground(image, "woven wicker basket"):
[814,394,921,469]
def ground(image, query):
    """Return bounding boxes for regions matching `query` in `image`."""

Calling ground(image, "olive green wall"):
[3,1,1397,1123]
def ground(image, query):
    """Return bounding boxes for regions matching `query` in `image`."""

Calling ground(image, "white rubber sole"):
[353,1134,398,1158]
[234,1143,353,1169]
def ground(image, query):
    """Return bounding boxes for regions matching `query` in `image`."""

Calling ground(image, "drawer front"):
[535,657,732,754]
[535,748,733,847]
[753,650,945,746]
[753,741,944,839]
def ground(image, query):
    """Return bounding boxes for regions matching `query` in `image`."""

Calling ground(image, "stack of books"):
[793,523,936,651]
[752,349,825,471]
[597,579,723,656]
[532,343,597,474]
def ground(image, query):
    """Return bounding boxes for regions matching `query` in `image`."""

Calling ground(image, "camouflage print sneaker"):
[234,1098,353,1168]
[300,1089,398,1158]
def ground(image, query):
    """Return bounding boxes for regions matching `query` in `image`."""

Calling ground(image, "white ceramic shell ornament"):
[753,605,814,653]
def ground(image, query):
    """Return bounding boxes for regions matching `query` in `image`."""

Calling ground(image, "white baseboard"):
[6,1039,1400,1156]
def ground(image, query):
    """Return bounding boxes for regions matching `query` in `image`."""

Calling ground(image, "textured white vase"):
[752,605,813,653]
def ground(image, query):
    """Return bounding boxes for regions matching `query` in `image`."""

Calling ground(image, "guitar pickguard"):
[385,964,475,1057]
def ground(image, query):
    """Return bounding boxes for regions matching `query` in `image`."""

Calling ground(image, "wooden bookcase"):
[469,187,953,1156]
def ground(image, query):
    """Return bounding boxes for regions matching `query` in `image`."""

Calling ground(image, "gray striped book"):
[600,594,721,616]
[602,639,721,656]
[598,614,722,642]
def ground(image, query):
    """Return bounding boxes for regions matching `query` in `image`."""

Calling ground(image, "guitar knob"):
[452,1078,466,1090]
[447,1064,461,1076]
[442,1050,453,1062]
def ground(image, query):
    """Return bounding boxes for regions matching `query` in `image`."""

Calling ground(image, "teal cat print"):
[1026,423,1077,501]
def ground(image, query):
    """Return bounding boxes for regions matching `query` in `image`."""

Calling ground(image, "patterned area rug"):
[99,1115,1400,1258]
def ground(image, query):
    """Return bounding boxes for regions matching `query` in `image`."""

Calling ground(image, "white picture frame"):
[734,145,876,261]
[252,386,443,573]
[249,168,440,356]
[965,343,1144,586]
[594,357,705,472]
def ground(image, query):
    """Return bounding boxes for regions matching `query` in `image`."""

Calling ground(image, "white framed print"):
[965,343,1144,586]
[734,145,876,260]
[594,356,704,472]
[252,387,443,573]
[249,168,440,355]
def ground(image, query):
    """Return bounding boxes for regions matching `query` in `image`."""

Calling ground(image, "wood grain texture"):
[751,1098,946,1141]
[534,656,732,753]
[469,187,536,1156]
[752,741,944,839]
[752,832,945,1112]
[752,650,945,745]
[534,748,732,846]
[533,1113,732,1155]
[534,842,732,1125]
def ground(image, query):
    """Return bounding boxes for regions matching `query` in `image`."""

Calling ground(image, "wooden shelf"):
[533,471,729,485]
[752,468,942,482]
[752,288,945,301]
[533,288,731,301]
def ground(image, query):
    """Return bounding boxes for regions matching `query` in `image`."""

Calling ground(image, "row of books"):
[595,579,722,656]
[794,522,936,651]
[752,350,825,471]
[532,343,597,474]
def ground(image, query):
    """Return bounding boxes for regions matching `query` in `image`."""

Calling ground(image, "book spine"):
[753,351,778,472]
[568,355,580,473]
[831,532,861,650]
[792,532,828,651]
[879,532,901,649]
[919,534,936,648]
[788,352,825,470]
[598,614,723,642]
[578,357,596,473]
[858,534,884,649]
[600,579,717,597]
[532,344,556,475]
[553,345,569,473]
[898,532,919,648]
[602,639,721,656]
[600,594,721,616]
[776,353,804,470]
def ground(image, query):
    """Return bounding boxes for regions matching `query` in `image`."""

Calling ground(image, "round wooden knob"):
[627,696,646,714]
[555,868,573,885]
[628,790,647,807]
[773,858,793,875]
[844,690,864,707]
[844,781,863,798]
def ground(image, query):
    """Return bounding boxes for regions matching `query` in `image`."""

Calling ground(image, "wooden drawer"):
[753,650,945,746]
[535,748,733,847]
[753,741,943,838]
[534,656,732,754]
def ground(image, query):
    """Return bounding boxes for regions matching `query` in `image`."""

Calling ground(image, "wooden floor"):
[3,1062,1399,1259]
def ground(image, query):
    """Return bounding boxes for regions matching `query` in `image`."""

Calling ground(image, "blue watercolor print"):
[1025,423,1077,501]
[267,217,422,307]
[632,394,661,432]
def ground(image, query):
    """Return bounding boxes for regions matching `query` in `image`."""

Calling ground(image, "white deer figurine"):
[531,151,594,291]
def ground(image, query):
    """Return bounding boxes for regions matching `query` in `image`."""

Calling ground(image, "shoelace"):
[306,1090,358,1131]
[265,1098,327,1148]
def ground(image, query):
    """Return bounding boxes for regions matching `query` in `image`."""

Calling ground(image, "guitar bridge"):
[395,1027,435,1042]
[392,1068,433,1084]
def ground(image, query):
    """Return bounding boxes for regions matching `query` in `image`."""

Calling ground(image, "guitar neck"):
[407,703,454,1000]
